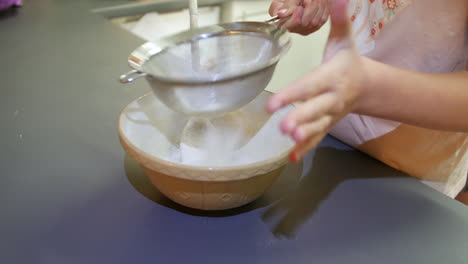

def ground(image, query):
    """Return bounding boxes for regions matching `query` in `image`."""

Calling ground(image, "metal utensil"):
[119,16,291,117]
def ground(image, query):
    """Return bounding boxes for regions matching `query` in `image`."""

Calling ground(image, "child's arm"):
[266,0,468,161]
[358,58,468,132]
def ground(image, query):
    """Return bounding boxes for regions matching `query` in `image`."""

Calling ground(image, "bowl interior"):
[119,91,294,169]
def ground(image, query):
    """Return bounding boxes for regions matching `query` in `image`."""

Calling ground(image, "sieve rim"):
[126,21,291,84]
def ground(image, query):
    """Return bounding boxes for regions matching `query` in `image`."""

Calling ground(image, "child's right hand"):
[266,0,368,162]
[269,0,329,35]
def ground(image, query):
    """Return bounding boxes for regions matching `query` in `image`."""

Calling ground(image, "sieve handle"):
[119,70,147,84]
[265,15,290,25]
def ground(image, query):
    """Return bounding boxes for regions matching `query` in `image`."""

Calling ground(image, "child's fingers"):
[289,131,327,162]
[266,65,329,113]
[269,0,286,16]
[320,4,330,25]
[292,115,333,143]
[301,0,319,27]
[312,0,328,26]
[279,93,336,134]
[270,0,303,18]
[281,6,304,30]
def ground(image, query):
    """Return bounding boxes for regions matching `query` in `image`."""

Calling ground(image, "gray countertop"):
[1,1,467,263]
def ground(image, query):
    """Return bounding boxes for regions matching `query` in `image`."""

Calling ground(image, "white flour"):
[177,115,249,166]
[164,107,291,167]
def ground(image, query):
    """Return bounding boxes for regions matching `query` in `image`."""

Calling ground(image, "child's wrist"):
[353,56,379,114]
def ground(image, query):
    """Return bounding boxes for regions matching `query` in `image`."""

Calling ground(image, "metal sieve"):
[119,17,291,117]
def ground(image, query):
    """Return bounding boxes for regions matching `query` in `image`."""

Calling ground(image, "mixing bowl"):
[118,91,294,210]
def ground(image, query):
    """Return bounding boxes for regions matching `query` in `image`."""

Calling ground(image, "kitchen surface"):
[0,0,467,263]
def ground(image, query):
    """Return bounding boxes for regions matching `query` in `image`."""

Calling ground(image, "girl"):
[267,0,468,202]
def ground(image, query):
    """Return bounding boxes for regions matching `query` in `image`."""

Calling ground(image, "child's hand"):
[267,0,367,162]
[269,0,329,35]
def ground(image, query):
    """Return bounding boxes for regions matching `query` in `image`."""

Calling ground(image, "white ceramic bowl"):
[118,91,294,210]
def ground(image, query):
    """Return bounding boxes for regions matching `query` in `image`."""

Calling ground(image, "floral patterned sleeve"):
[349,0,412,55]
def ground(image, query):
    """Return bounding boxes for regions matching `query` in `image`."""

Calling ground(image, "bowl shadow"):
[261,144,411,238]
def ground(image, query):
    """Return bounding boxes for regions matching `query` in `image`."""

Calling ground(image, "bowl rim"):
[118,91,294,181]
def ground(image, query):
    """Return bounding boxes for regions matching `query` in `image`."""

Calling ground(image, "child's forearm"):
[356,57,468,132]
